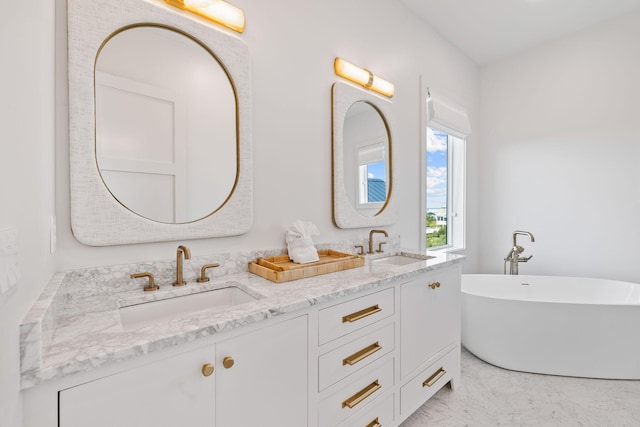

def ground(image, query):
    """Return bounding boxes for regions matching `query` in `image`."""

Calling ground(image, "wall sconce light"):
[164,0,246,33]
[334,58,395,98]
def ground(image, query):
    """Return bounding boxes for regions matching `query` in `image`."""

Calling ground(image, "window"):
[359,161,386,203]
[426,128,464,249]
[421,87,469,252]
[357,142,387,210]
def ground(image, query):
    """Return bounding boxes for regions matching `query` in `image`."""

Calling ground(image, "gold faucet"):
[368,229,388,254]
[130,272,159,292]
[196,263,220,283]
[173,245,191,286]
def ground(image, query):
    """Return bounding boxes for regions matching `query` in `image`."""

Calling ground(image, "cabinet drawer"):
[319,288,394,345]
[319,357,394,427]
[400,347,458,417]
[319,322,395,391]
[336,393,394,427]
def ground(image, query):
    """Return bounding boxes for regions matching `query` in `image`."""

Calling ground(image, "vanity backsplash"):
[65,236,400,297]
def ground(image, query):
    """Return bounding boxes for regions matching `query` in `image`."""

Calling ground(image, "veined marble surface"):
[20,238,464,389]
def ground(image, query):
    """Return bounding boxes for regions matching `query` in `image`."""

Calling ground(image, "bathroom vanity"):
[21,251,463,427]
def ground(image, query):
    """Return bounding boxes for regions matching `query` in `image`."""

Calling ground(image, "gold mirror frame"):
[332,82,397,229]
[95,24,239,224]
[68,0,252,245]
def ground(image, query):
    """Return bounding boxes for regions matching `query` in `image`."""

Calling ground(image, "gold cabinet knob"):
[223,356,235,369]
[202,363,214,377]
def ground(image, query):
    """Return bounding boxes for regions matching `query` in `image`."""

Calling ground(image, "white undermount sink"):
[119,286,258,330]
[369,254,435,266]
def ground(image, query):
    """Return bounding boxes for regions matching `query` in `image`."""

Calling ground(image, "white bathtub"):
[461,274,640,379]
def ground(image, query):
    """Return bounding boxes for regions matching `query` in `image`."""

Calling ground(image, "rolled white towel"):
[286,220,320,264]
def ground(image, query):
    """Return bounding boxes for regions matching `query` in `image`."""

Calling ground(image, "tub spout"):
[504,231,535,275]
[512,230,535,246]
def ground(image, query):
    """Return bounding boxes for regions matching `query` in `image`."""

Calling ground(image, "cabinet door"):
[216,315,308,427]
[59,344,215,427]
[400,266,460,378]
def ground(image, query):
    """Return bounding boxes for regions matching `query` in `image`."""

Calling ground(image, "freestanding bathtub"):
[461,274,640,379]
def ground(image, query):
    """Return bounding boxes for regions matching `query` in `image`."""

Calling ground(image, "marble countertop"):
[20,250,464,389]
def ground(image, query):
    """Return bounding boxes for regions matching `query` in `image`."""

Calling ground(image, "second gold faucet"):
[174,245,191,286]
[368,230,388,254]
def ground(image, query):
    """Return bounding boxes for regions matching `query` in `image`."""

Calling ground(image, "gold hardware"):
[223,356,235,369]
[196,263,220,283]
[342,305,382,323]
[201,363,214,377]
[173,245,191,287]
[130,272,159,292]
[422,367,446,387]
[343,342,382,366]
[342,380,382,409]
[368,229,388,254]
[365,418,381,427]
[355,245,365,255]
[428,281,441,289]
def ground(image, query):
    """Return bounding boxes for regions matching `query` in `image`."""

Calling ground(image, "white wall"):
[0,1,56,426]
[54,0,481,272]
[479,10,640,282]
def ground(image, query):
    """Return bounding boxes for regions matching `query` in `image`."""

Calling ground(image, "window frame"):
[419,81,469,254]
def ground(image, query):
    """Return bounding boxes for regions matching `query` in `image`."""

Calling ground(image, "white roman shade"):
[358,142,385,165]
[426,90,471,137]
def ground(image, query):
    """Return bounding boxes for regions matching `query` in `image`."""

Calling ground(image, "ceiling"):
[399,0,640,65]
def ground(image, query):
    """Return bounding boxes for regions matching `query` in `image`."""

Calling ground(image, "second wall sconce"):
[164,0,246,33]
[334,58,395,98]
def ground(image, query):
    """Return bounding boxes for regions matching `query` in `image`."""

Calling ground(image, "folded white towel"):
[286,220,320,264]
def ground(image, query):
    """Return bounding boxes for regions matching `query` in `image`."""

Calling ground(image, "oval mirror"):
[95,25,237,224]
[342,101,390,217]
[332,81,396,229]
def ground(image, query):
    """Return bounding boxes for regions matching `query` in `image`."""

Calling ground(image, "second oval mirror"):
[343,101,390,217]
[95,25,238,224]
[332,81,396,229]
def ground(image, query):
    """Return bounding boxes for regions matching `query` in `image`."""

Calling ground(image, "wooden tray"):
[249,250,364,283]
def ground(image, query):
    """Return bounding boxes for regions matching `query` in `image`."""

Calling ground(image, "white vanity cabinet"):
[59,344,216,427]
[400,266,460,379]
[24,260,463,427]
[315,288,396,426]
[311,264,461,427]
[216,314,307,426]
[399,265,461,419]
[57,314,307,427]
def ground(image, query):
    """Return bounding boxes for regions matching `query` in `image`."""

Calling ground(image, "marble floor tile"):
[401,348,640,427]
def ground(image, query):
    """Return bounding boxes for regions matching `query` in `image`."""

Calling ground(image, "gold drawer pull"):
[343,342,382,366]
[342,380,382,408]
[342,305,382,323]
[422,367,446,387]
[201,363,214,377]
[428,281,441,289]
[365,417,382,427]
